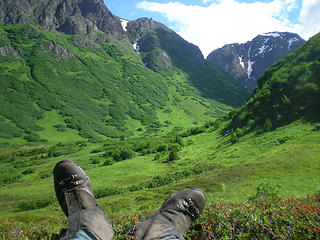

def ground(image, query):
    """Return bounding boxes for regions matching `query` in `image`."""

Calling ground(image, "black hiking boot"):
[128,188,206,240]
[54,160,114,240]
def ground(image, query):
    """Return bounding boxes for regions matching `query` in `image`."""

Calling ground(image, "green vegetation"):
[188,192,320,239]
[127,19,251,107]
[0,23,319,239]
[0,23,242,146]
[229,33,320,135]
[0,119,320,239]
[0,23,169,140]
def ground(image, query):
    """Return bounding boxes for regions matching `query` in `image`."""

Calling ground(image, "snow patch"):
[261,32,280,38]
[258,45,267,54]
[133,42,140,52]
[288,37,299,50]
[120,19,129,31]
[133,37,141,53]
[247,60,255,79]
[247,45,254,78]
[238,56,245,68]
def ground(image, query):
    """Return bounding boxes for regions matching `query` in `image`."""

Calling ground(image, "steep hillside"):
[0,23,171,141]
[0,1,251,145]
[0,23,237,145]
[228,32,320,134]
[207,32,305,90]
[0,15,320,239]
[125,18,251,107]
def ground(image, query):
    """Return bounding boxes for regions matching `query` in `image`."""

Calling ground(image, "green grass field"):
[0,14,319,240]
[1,119,319,239]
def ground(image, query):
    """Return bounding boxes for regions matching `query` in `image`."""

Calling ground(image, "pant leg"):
[60,229,99,240]
[61,230,179,240]
[153,236,180,240]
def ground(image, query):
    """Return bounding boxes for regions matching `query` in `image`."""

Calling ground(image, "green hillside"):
[0,23,236,146]
[1,31,320,240]
[0,3,320,238]
[228,33,320,135]
[0,118,320,239]
[126,18,250,107]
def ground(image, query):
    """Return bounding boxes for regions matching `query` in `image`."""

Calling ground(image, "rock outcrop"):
[0,0,124,39]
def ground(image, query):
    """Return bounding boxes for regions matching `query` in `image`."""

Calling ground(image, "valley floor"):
[0,120,320,239]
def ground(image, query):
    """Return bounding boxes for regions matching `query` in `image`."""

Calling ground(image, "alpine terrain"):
[207,32,305,90]
[0,0,320,239]
[0,0,250,144]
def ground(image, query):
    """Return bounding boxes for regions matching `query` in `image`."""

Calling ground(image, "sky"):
[104,0,320,57]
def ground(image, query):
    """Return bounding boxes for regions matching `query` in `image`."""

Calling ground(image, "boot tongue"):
[65,187,98,216]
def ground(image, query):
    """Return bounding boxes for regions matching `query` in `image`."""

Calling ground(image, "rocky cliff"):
[0,0,124,40]
[124,17,205,72]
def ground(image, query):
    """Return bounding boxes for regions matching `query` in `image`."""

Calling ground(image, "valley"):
[0,0,319,239]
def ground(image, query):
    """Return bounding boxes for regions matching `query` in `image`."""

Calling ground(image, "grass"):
[0,23,238,143]
[156,71,232,134]
[0,17,319,240]
[37,110,85,144]
[0,119,320,238]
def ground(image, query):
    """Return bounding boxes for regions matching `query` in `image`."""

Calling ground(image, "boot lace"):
[59,174,88,189]
[177,198,200,221]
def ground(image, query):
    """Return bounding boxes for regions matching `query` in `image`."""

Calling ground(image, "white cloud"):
[137,0,319,57]
[202,0,222,3]
[299,0,320,39]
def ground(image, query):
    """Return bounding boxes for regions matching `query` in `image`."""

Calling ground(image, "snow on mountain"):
[206,32,305,90]
[288,37,300,50]
[259,45,267,54]
[247,59,255,79]
[239,56,245,68]
[133,37,141,53]
[261,32,281,38]
[120,19,129,32]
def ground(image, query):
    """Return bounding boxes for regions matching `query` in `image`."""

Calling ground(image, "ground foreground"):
[1,120,320,239]
[1,191,320,239]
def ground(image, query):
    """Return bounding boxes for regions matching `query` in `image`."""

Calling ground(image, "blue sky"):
[104,0,320,57]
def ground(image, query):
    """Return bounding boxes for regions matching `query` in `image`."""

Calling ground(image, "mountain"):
[227,32,320,134]
[124,17,250,106]
[0,0,124,40]
[1,32,320,240]
[0,0,249,145]
[207,32,305,90]
[1,2,320,237]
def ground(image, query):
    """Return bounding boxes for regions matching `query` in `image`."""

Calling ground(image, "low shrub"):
[94,164,219,199]
[103,158,114,166]
[1,175,21,185]
[187,192,320,239]
[17,197,55,211]
[94,186,127,198]
[247,180,281,203]
[22,168,35,175]
[112,148,136,162]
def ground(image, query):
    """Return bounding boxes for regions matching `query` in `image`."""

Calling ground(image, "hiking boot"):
[54,160,114,240]
[129,188,206,240]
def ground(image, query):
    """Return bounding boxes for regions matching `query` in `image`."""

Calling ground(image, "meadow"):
[0,119,319,239]
[0,22,319,240]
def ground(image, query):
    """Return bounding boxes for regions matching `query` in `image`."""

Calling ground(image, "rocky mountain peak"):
[0,0,125,40]
[206,32,305,90]
[125,17,205,72]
